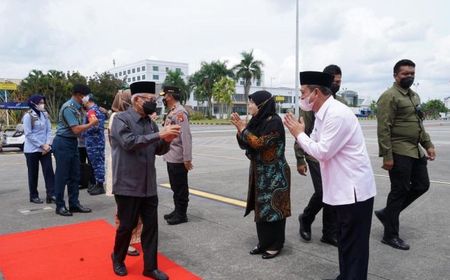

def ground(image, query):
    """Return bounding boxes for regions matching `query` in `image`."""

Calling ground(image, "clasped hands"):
[283,112,305,138]
[230,112,246,133]
[160,124,181,142]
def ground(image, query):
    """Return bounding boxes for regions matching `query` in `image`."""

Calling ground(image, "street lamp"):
[294,0,300,117]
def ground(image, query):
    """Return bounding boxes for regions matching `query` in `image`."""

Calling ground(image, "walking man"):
[375,59,435,250]
[284,71,376,280]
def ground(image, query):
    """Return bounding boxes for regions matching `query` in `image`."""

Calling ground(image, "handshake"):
[159,124,181,142]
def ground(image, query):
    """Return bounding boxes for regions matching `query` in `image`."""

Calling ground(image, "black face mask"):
[330,84,340,95]
[142,101,157,115]
[162,98,168,107]
[399,76,414,89]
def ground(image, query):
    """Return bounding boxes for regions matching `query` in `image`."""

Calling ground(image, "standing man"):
[82,94,107,196]
[160,86,193,225]
[294,65,342,246]
[375,59,435,250]
[110,81,180,280]
[53,84,98,216]
[284,71,376,280]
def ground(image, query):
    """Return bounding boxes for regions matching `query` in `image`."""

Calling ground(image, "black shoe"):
[320,235,338,247]
[249,246,264,255]
[381,236,410,250]
[30,197,44,204]
[166,215,188,225]
[298,214,311,241]
[127,248,140,256]
[374,209,387,228]
[261,250,280,259]
[46,196,56,204]
[69,204,92,213]
[56,207,73,217]
[89,184,105,196]
[87,183,96,193]
[111,253,127,276]
[163,210,176,220]
[143,269,169,280]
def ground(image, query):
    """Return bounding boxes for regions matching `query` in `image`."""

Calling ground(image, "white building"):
[444,97,450,109]
[108,59,189,85]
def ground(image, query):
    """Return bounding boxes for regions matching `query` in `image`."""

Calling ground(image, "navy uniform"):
[83,101,107,195]
[53,84,94,216]
[161,86,192,225]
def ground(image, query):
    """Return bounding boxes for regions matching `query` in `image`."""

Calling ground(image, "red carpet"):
[0,220,201,280]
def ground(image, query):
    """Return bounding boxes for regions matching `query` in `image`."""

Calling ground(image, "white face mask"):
[37,104,46,112]
[299,91,316,112]
[81,95,90,104]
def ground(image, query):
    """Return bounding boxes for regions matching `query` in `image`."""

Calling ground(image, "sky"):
[1,0,450,100]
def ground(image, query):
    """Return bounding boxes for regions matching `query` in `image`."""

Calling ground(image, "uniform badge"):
[176,112,185,122]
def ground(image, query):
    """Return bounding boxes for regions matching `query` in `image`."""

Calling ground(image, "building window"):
[240,80,244,85]
[137,76,141,81]
[114,73,118,77]
[142,75,146,80]
[128,78,131,82]
[165,67,169,72]
[142,66,146,71]
[153,66,158,71]
[119,71,122,76]
[132,77,136,82]
[153,74,159,80]
[132,68,135,73]
[176,67,181,72]
[256,81,261,86]
[137,67,140,72]
[127,69,130,74]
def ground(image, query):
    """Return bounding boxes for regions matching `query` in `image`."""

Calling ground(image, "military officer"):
[53,84,98,216]
[375,59,435,250]
[82,94,107,195]
[160,85,193,225]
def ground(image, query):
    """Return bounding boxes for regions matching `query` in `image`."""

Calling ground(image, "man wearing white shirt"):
[284,71,376,280]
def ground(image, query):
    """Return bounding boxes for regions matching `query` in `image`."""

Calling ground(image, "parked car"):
[1,124,25,151]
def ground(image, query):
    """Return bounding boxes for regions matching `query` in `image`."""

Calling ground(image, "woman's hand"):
[230,112,246,133]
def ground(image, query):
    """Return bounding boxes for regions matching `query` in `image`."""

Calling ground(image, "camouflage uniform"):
[83,104,106,185]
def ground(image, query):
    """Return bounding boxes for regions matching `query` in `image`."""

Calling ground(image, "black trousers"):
[167,162,189,217]
[256,219,286,251]
[78,147,95,185]
[334,197,373,280]
[384,154,430,238]
[24,152,55,199]
[301,159,337,237]
[114,195,159,272]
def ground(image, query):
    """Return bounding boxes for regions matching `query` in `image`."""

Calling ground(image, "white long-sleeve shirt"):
[296,97,376,206]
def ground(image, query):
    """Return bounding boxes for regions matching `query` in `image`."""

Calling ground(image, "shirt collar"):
[315,96,333,121]
[393,82,411,96]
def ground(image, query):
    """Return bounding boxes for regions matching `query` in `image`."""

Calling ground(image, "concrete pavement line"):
[160,183,247,208]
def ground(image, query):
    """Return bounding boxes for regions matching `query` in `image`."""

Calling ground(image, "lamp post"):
[294,0,300,117]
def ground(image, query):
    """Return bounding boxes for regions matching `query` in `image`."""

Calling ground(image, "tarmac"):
[0,120,449,280]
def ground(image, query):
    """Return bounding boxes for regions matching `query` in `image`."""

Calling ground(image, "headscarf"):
[111,89,131,112]
[27,95,45,116]
[246,90,276,136]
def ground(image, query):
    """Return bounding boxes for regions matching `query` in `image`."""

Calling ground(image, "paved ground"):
[1,120,449,280]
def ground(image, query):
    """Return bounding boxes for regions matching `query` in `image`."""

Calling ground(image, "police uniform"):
[376,82,433,244]
[83,103,106,194]
[161,87,192,224]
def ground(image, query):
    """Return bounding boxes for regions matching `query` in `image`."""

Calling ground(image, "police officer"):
[82,94,107,195]
[160,86,193,225]
[294,65,342,246]
[53,84,98,216]
[375,59,436,250]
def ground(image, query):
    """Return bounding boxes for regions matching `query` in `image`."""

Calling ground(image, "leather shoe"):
[69,204,92,213]
[127,248,140,256]
[56,207,73,217]
[249,246,264,255]
[143,269,169,280]
[298,214,311,241]
[261,250,280,259]
[166,215,188,225]
[30,197,43,204]
[111,253,127,276]
[381,236,410,250]
[163,210,176,220]
[89,183,105,196]
[320,235,338,247]
[46,196,56,204]
[374,209,387,228]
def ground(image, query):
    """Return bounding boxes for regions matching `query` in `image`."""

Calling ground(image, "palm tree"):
[232,50,264,116]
